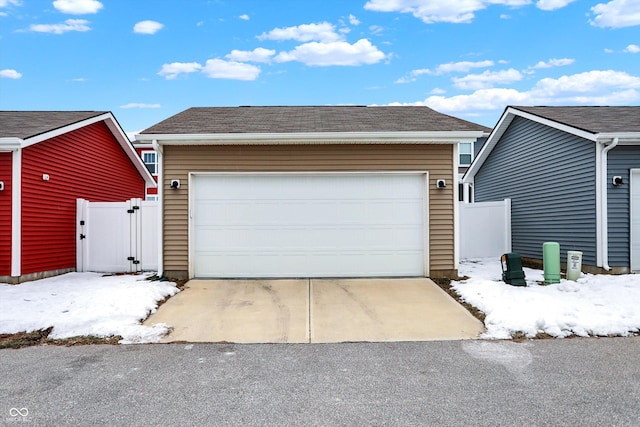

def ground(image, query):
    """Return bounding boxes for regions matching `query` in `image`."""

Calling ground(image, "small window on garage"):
[142,151,157,176]
[459,142,473,166]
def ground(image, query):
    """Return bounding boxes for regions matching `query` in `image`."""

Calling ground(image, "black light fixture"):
[612,176,623,186]
[170,179,180,189]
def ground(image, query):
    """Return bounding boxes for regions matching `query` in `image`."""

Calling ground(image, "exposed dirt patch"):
[0,328,122,349]
[431,276,486,323]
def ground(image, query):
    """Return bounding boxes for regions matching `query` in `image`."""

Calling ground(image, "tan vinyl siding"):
[162,143,455,275]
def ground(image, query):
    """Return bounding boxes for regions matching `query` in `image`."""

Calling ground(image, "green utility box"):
[501,253,526,286]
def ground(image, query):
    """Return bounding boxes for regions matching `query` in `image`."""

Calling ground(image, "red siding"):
[21,121,145,275]
[0,152,12,276]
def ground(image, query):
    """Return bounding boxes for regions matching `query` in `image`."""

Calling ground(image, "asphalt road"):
[1,338,639,426]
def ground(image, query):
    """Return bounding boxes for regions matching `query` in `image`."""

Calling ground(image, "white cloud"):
[396,60,495,83]
[120,103,161,109]
[225,47,276,63]
[53,0,102,14]
[625,44,640,53]
[590,0,640,28]
[134,20,163,34]
[364,0,531,24]
[433,60,495,74]
[0,0,21,8]
[0,68,21,79]
[201,59,261,80]
[453,68,523,90]
[157,62,202,79]
[239,14,250,20]
[396,70,640,113]
[29,19,91,34]
[532,57,575,68]
[349,14,361,25]
[536,0,576,11]
[258,22,342,43]
[274,38,386,66]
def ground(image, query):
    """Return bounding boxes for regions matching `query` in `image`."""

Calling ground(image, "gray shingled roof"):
[0,111,107,139]
[512,106,640,134]
[140,106,492,134]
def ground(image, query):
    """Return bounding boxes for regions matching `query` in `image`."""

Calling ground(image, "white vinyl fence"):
[76,198,158,273]
[459,199,511,259]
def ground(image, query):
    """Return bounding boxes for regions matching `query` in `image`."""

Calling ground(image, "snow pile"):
[453,258,640,339]
[0,273,179,343]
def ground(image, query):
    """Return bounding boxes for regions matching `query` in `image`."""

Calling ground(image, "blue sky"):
[1,0,638,134]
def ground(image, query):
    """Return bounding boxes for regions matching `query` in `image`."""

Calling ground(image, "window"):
[459,142,473,166]
[146,195,158,201]
[142,151,157,175]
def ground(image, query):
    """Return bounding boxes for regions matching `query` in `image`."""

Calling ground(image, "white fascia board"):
[135,131,485,145]
[20,113,113,148]
[596,133,640,144]
[463,107,598,184]
[0,138,23,151]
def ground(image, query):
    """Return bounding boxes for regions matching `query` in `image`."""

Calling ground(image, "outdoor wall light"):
[0,181,4,191]
[170,179,180,190]
[436,179,446,189]
[612,176,623,186]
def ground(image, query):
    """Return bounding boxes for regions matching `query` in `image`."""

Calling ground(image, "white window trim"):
[141,150,158,176]
[459,141,474,167]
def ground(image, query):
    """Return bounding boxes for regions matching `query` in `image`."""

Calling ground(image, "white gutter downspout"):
[600,137,619,271]
[151,139,164,277]
[11,148,22,277]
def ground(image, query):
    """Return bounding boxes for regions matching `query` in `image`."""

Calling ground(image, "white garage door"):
[191,173,427,278]
[632,170,640,272]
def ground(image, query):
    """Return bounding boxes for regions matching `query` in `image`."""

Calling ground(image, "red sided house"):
[0,111,156,283]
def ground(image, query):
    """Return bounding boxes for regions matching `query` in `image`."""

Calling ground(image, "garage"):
[190,173,427,278]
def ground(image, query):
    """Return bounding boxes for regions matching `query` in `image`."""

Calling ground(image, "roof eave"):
[0,137,23,151]
[135,131,486,145]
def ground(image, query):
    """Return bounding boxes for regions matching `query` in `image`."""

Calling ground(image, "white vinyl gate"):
[76,198,158,273]
[459,199,512,259]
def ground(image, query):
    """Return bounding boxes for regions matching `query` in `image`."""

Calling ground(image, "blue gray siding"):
[474,116,597,264]
[607,145,640,267]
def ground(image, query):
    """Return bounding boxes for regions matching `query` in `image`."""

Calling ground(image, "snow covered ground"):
[453,258,640,339]
[1,260,638,344]
[0,273,179,344]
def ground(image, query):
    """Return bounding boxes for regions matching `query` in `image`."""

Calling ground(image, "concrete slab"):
[310,278,484,343]
[145,278,484,344]
[144,279,310,343]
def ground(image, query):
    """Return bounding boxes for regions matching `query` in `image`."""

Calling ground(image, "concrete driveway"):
[144,278,484,343]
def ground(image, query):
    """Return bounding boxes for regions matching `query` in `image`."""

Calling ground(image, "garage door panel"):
[192,173,426,277]
[195,251,424,278]
[196,202,422,226]
[196,226,423,250]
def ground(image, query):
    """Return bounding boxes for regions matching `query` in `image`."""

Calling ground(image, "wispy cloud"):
[120,103,161,109]
[29,19,91,34]
[239,14,249,21]
[53,0,102,15]
[453,68,523,90]
[158,59,261,80]
[590,0,640,28]
[0,68,21,79]
[226,47,276,63]
[157,62,202,79]
[258,22,343,43]
[133,20,163,34]
[396,60,494,83]
[531,57,575,68]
